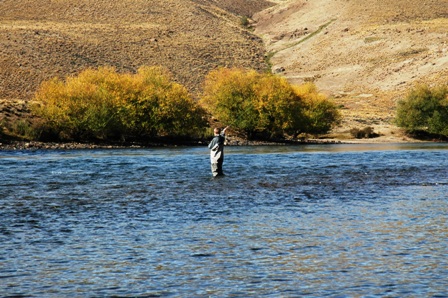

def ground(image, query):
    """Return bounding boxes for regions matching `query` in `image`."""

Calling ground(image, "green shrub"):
[396,84,448,137]
[293,83,341,136]
[32,66,207,142]
[11,120,38,140]
[240,16,250,28]
[200,68,340,139]
[0,118,42,141]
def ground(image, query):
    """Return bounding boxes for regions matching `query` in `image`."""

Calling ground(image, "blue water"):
[1,143,447,297]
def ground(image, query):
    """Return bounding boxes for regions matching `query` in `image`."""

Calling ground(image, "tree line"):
[28,66,341,143]
[3,65,446,144]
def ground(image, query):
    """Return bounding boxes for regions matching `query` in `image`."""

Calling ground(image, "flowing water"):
[1,143,447,297]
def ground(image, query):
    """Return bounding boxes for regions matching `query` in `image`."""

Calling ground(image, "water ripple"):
[1,144,447,296]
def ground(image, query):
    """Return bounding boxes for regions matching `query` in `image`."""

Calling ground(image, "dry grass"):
[0,1,272,98]
[254,0,448,142]
[0,0,273,125]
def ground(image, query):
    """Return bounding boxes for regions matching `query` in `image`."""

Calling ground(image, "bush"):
[200,68,340,139]
[396,84,448,137]
[32,66,207,142]
[257,73,308,137]
[0,118,43,141]
[200,68,304,139]
[350,126,377,139]
[293,83,341,136]
[240,16,250,28]
[10,119,40,140]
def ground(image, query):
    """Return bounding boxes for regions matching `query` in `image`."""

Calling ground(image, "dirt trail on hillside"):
[254,0,448,141]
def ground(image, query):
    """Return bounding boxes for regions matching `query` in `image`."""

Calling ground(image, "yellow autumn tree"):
[32,66,207,141]
[200,67,339,139]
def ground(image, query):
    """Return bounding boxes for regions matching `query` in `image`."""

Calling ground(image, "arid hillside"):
[1,0,448,142]
[0,0,272,124]
[254,0,448,141]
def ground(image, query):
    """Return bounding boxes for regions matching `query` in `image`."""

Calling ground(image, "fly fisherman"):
[208,126,229,177]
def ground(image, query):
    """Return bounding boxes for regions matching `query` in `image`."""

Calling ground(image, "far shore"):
[0,139,341,150]
[1,134,440,151]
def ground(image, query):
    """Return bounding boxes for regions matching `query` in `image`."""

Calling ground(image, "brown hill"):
[254,0,448,141]
[1,0,448,142]
[0,0,272,124]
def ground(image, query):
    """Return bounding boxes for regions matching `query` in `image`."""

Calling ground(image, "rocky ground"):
[1,0,448,146]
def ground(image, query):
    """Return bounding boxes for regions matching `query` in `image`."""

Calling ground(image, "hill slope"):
[254,0,448,141]
[2,0,448,142]
[0,0,272,99]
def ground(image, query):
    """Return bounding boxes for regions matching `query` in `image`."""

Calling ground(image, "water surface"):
[1,143,447,297]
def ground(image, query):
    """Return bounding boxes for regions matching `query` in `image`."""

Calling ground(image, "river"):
[1,143,447,297]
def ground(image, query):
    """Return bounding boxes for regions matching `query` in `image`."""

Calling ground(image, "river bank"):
[0,138,347,150]
[0,98,430,150]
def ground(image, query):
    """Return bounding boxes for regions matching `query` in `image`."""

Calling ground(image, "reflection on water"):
[1,143,447,297]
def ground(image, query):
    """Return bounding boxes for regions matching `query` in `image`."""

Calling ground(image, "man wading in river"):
[208,126,229,177]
